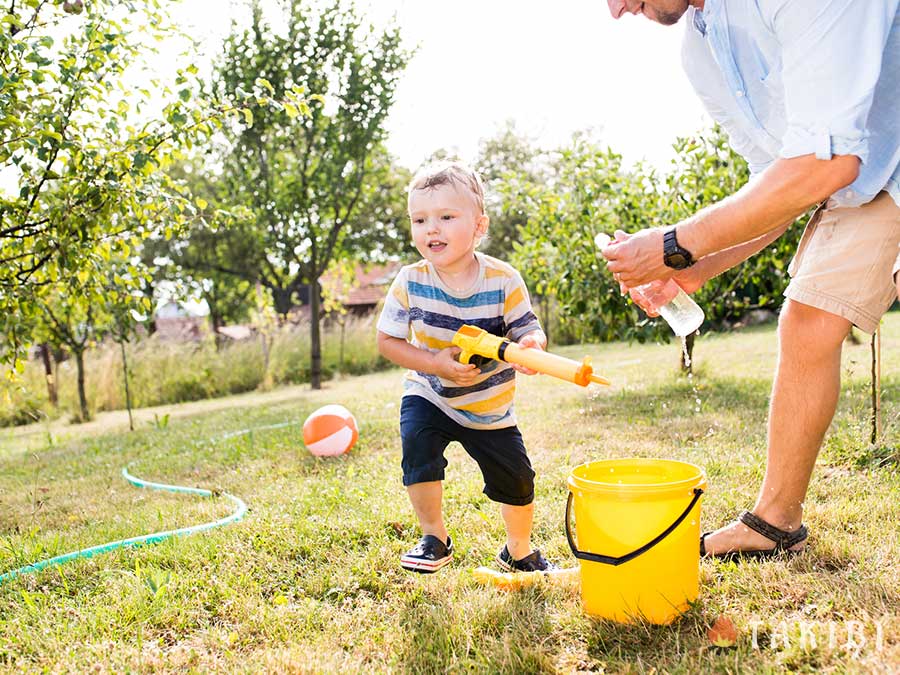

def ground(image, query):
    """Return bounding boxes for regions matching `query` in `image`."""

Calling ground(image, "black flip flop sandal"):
[700,510,808,561]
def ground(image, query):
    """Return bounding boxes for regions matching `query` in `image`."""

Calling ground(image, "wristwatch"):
[663,227,695,270]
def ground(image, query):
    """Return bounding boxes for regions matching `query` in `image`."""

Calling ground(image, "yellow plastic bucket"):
[566,458,706,624]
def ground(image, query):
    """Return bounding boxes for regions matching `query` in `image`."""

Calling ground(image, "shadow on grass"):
[584,605,706,669]
[396,585,556,674]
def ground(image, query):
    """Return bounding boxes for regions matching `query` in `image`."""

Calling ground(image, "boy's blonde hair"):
[408,161,485,214]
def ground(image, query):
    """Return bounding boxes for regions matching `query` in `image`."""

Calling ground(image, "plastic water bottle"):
[632,280,704,336]
[595,233,705,337]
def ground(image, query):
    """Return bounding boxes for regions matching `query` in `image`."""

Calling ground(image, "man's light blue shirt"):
[682,0,900,208]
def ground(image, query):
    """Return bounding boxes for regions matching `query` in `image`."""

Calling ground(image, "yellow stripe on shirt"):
[413,328,453,352]
[504,286,524,315]
[391,282,409,308]
[454,386,515,414]
[485,266,512,279]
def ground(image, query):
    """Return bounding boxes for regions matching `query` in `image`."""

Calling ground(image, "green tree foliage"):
[201,0,410,388]
[508,126,804,345]
[508,133,668,344]
[475,121,548,260]
[33,257,150,422]
[338,155,413,264]
[666,128,804,325]
[144,160,256,338]
[0,0,218,364]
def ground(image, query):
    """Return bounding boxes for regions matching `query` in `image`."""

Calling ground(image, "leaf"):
[254,77,274,94]
[707,615,738,648]
[240,108,253,126]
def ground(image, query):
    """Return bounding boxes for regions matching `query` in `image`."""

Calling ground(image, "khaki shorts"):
[786,191,900,334]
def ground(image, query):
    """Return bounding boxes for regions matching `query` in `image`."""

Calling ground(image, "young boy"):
[376,161,556,574]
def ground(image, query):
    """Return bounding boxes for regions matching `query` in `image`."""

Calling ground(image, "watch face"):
[666,252,689,270]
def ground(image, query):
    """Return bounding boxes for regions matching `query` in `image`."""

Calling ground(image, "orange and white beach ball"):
[302,404,359,456]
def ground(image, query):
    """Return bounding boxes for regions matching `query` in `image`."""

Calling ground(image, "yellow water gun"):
[473,565,579,590]
[451,324,610,387]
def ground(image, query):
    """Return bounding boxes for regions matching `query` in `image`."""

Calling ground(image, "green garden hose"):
[0,466,247,585]
[0,422,303,585]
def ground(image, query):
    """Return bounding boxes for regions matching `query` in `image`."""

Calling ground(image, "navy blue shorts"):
[400,395,535,506]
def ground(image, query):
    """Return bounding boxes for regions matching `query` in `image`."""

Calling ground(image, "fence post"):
[871,325,881,445]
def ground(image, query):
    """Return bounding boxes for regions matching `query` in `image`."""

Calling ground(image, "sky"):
[166,0,711,172]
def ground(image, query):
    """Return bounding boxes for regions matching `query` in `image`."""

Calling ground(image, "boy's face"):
[408,183,489,274]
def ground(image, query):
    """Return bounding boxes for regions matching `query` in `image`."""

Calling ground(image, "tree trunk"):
[339,318,346,372]
[209,310,224,350]
[120,340,134,432]
[680,331,696,373]
[310,278,322,389]
[40,343,58,407]
[144,282,157,335]
[272,286,295,318]
[259,329,271,384]
[74,348,90,422]
[256,280,272,389]
[539,295,551,346]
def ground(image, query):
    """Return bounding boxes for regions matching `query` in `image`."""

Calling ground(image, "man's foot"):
[401,535,453,573]
[496,545,558,572]
[701,511,808,560]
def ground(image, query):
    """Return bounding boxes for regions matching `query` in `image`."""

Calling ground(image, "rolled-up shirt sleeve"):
[771,0,899,163]
[376,269,411,339]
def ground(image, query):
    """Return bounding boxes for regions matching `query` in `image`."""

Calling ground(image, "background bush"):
[0,314,386,427]
[505,125,806,345]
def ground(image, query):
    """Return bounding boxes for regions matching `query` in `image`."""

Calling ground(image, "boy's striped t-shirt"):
[377,253,542,430]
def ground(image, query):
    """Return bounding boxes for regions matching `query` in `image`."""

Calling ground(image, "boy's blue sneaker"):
[401,535,453,573]
[496,545,558,573]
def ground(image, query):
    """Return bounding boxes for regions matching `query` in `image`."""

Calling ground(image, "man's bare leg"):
[703,300,851,554]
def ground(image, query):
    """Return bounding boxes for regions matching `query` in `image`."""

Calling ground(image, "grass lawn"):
[0,315,898,673]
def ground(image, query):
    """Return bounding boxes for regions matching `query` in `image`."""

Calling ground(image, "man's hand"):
[511,331,547,375]
[602,226,673,288]
[600,229,707,316]
[432,347,481,386]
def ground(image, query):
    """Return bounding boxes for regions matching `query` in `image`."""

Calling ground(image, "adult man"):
[602,0,900,558]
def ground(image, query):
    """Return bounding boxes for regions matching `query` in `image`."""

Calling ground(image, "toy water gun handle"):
[473,565,579,590]
[452,324,610,387]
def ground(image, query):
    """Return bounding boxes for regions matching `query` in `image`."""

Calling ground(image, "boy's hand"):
[511,332,546,375]
[432,347,481,386]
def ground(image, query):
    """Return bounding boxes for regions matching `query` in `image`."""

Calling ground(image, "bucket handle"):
[565,487,703,566]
